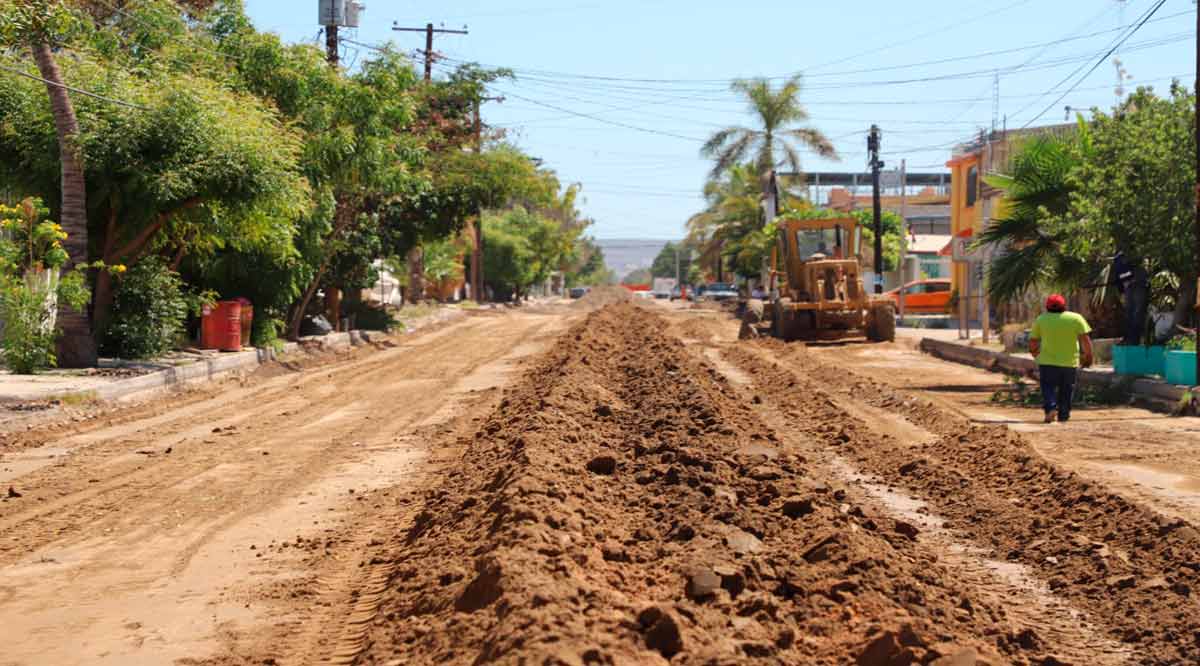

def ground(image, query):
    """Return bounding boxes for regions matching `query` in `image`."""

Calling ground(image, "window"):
[926,282,951,293]
[905,283,928,295]
[966,165,978,207]
[795,226,847,261]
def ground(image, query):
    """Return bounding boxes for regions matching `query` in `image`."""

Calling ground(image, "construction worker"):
[1029,294,1094,424]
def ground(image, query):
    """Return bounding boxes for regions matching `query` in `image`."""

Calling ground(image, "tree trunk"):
[407,244,425,304]
[1173,275,1197,332]
[287,199,357,340]
[31,40,96,367]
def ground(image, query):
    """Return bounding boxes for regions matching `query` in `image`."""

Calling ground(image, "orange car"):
[886,279,952,314]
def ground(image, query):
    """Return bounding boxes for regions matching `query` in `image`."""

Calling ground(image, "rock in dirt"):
[857,631,906,666]
[781,496,815,518]
[893,519,920,540]
[586,455,618,475]
[686,567,722,600]
[638,606,684,658]
[6,486,21,498]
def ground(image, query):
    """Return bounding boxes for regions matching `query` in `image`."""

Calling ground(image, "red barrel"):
[236,298,253,347]
[200,301,243,351]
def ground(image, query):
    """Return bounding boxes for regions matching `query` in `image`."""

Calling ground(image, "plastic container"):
[1113,345,1166,376]
[1165,350,1197,386]
[200,301,243,351]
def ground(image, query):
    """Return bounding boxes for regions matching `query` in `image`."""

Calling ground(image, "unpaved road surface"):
[0,308,568,665]
[4,299,1200,665]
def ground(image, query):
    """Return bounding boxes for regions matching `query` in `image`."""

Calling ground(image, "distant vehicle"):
[886,278,952,313]
[700,282,739,302]
[634,290,655,299]
[669,285,689,301]
[569,286,590,299]
[652,277,676,299]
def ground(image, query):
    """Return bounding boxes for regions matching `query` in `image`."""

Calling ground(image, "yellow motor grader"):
[741,216,895,342]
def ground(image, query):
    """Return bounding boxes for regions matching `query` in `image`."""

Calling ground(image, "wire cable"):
[0,62,147,109]
[1019,0,1169,128]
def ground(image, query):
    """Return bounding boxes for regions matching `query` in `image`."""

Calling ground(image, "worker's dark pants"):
[1039,365,1078,421]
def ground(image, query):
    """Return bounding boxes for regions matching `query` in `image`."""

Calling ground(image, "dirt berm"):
[354,304,1041,665]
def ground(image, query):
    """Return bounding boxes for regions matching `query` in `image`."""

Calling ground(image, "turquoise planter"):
[1165,350,1197,386]
[1113,345,1166,376]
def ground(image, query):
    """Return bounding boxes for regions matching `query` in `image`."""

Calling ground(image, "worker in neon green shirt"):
[1029,294,1093,423]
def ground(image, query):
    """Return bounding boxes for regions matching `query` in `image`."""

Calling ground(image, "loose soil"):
[355,304,1074,665]
[0,308,568,665]
[5,301,1200,665]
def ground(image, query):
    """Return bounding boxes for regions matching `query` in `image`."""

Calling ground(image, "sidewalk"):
[0,305,466,405]
[913,333,1190,408]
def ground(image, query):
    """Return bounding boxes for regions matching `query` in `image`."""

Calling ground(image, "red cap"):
[1045,294,1067,311]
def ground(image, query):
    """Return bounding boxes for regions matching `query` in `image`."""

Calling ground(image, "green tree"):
[852,209,904,273]
[621,268,652,286]
[650,242,691,280]
[701,75,837,189]
[0,0,95,366]
[1064,84,1196,322]
[978,131,1086,304]
[565,237,613,287]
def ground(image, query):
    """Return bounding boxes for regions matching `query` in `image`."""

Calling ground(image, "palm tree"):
[977,133,1089,304]
[702,75,837,192]
[2,2,96,365]
[686,164,809,279]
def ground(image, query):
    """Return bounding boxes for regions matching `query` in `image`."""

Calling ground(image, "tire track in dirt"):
[0,310,566,665]
[704,343,1127,665]
[350,303,1083,665]
[724,338,1200,666]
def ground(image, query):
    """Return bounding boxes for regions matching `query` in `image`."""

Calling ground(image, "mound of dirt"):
[728,340,1200,666]
[356,303,1027,665]
[572,285,632,309]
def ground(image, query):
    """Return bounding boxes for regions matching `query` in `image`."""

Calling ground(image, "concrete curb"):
[918,338,1188,405]
[77,308,466,403]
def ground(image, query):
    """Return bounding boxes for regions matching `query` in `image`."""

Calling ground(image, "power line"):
[0,62,147,110]
[433,6,1190,89]
[1020,0,1169,128]
[493,89,707,142]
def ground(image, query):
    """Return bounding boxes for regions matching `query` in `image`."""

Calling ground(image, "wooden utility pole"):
[868,125,885,294]
[473,101,484,303]
[1194,4,1199,385]
[392,22,469,81]
[325,24,339,66]
[393,21,468,303]
[898,159,907,321]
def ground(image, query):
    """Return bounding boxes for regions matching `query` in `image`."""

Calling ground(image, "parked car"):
[568,286,590,299]
[885,278,952,313]
[700,282,739,302]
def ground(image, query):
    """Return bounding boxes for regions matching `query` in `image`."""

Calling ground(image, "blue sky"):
[244,0,1196,239]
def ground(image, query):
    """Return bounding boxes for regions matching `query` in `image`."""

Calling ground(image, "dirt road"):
[0,308,569,665]
[4,300,1199,665]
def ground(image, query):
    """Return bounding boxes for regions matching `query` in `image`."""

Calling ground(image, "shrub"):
[102,257,190,359]
[0,199,91,374]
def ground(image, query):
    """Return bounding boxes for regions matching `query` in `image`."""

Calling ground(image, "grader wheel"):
[866,302,896,342]
[739,299,766,339]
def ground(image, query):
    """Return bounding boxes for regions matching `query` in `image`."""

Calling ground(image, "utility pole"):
[868,125,885,294]
[469,95,503,304]
[675,244,681,288]
[325,24,339,66]
[392,22,469,81]
[1193,2,1199,386]
[898,159,907,321]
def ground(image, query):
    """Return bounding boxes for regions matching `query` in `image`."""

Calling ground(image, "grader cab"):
[742,216,895,342]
